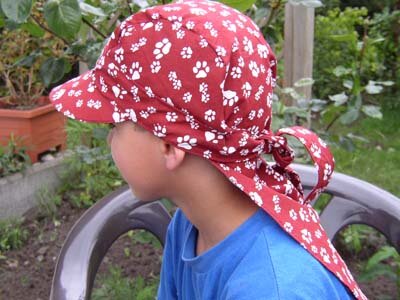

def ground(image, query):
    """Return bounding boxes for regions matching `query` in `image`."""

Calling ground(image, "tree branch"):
[82,16,107,39]
[30,15,70,45]
[126,0,133,15]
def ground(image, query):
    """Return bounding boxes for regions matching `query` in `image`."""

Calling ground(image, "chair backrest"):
[50,164,400,300]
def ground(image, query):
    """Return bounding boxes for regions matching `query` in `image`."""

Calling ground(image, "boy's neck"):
[167,155,259,256]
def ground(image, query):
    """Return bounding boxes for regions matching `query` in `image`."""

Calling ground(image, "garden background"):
[0,0,399,299]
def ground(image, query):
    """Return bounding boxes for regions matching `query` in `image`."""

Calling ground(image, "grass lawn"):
[330,104,400,197]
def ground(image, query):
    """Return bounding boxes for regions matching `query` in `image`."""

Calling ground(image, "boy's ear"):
[160,141,186,170]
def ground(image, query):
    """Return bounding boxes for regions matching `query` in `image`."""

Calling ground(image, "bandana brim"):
[49,70,120,124]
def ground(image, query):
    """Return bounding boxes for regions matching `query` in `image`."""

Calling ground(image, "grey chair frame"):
[50,164,400,300]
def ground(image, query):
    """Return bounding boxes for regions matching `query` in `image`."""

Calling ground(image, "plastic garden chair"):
[50,164,400,300]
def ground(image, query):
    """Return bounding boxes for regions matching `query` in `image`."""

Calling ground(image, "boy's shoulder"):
[167,208,353,299]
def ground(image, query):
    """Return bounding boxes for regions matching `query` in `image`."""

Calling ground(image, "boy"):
[50,1,366,299]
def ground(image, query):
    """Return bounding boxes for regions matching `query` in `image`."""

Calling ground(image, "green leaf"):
[220,0,256,12]
[339,107,359,125]
[365,82,383,94]
[343,80,353,90]
[14,52,40,67]
[329,92,348,106]
[44,0,82,41]
[39,57,67,87]
[20,20,45,37]
[374,81,395,87]
[79,2,106,17]
[365,246,398,271]
[333,66,352,77]
[1,0,32,23]
[320,105,346,126]
[329,34,355,42]
[362,105,383,119]
[294,77,315,87]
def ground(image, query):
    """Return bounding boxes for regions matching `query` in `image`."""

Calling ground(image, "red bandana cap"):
[50,1,365,298]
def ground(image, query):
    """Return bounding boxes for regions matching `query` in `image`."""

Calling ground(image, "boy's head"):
[49,1,365,296]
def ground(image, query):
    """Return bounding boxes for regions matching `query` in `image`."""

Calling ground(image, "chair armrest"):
[50,185,171,300]
[292,163,400,252]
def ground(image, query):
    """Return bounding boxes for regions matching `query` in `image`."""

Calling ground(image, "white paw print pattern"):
[112,84,127,99]
[166,112,178,122]
[129,62,142,80]
[204,109,216,122]
[324,163,333,181]
[249,192,263,207]
[311,143,322,159]
[153,124,167,137]
[193,61,210,78]
[153,38,172,60]
[177,135,197,150]
[249,61,260,78]
[114,47,124,64]
[222,90,238,107]
[181,47,193,59]
[242,82,252,98]
[49,1,358,295]
[150,61,161,73]
[231,66,242,79]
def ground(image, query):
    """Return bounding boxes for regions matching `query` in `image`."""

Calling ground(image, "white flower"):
[204,109,216,122]
[107,63,119,77]
[180,47,193,59]
[177,135,197,150]
[193,61,210,78]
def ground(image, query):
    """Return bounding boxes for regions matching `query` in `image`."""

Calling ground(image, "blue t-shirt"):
[157,208,354,299]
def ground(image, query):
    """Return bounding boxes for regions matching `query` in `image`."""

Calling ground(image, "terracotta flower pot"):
[0,96,67,163]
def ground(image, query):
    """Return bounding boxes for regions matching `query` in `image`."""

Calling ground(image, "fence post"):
[283,3,315,104]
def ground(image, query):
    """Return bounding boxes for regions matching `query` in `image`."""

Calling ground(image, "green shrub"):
[92,267,158,300]
[0,219,28,253]
[0,134,31,178]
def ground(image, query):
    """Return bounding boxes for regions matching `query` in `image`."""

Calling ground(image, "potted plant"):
[0,26,69,163]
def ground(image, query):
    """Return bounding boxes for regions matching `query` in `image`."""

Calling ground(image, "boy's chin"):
[129,186,159,202]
